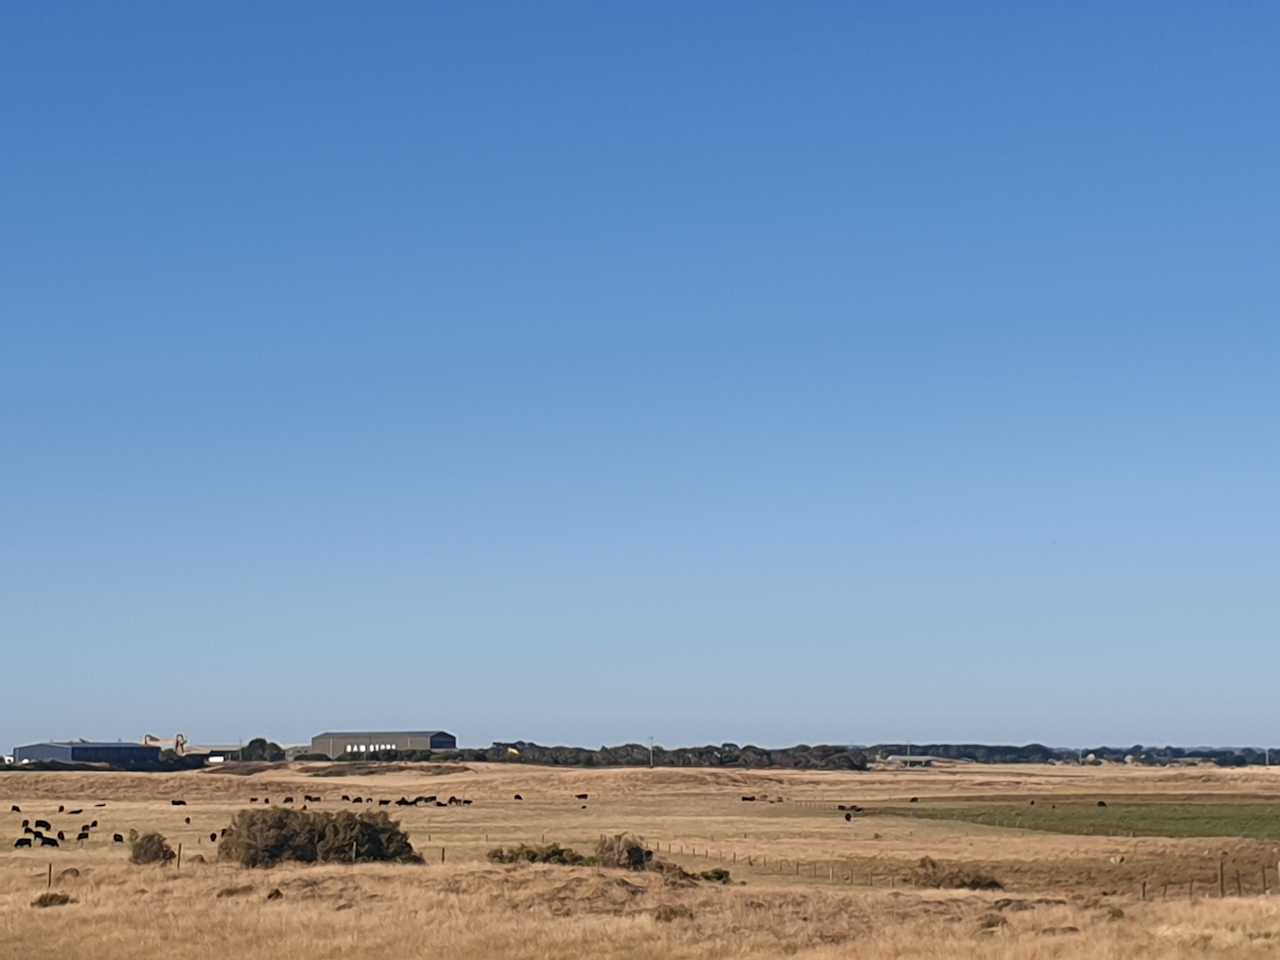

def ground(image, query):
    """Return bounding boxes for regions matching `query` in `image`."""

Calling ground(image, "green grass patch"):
[888,801,1280,840]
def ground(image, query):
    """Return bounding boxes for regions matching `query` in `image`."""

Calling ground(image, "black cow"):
[341,795,351,802]
[742,796,756,802]
[113,833,125,843]
[844,813,853,822]
[395,798,411,806]
[1097,800,1107,808]
[76,831,89,842]
[184,817,191,824]
[21,819,29,828]
[462,799,472,806]
[171,800,187,806]
[67,808,82,815]
[57,831,66,841]
[41,837,58,847]
[10,805,20,813]
[14,838,31,848]
[513,794,523,801]
[58,805,65,813]
[94,803,107,807]
[351,797,363,804]
[378,799,390,806]
[435,801,447,808]
[210,833,218,843]
[249,797,258,803]
[34,819,51,831]
[23,826,34,835]
[574,794,589,800]
[90,820,98,828]
[283,797,293,805]
[909,797,919,803]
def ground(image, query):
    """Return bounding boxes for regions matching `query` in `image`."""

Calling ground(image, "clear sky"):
[3,4,1277,752]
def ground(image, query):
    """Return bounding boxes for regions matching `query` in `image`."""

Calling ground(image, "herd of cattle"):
[6,789,598,852]
[8,802,113,849]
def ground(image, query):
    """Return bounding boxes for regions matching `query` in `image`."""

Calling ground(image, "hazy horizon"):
[3,5,1277,750]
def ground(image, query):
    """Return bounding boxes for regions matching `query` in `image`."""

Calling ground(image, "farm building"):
[310,730,456,758]
[13,740,161,765]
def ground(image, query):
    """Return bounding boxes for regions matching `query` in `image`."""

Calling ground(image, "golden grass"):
[4,762,1280,958]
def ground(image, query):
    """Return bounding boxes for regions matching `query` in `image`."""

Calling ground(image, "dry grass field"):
[4,761,1280,958]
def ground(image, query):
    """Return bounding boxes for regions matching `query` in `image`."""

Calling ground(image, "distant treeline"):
[865,743,1278,767]
[307,742,872,770]
[303,741,1280,769]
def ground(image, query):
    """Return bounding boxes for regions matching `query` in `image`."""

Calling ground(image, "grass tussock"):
[217,808,423,868]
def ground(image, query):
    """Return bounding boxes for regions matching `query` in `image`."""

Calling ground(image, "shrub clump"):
[217,808,423,868]
[913,856,1003,891]
[487,842,590,866]
[595,834,654,870]
[698,868,732,884]
[129,830,176,865]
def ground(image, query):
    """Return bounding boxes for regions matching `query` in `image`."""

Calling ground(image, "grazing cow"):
[1097,800,1107,808]
[421,796,436,804]
[14,838,31,848]
[32,831,43,840]
[462,799,472,806]
[58,805,65,813]
[21,819,28,828]
[35,819,51,831]
[378,799,390,806]
[435,801,447,808]
[283,797,293,805]
[57,831,66,841]
[909,797,919,803]
[513,794,523,801]
[90,820,98,828]
[574,794,588,800]
[1029,800,1035,806]
[220,829,227,838]
[395,798,411,806]
[341,795,351,802]
[210,833,218,843]
[67,809,82,815]
[23,826,34,836]
[171,800,187,806]
[351,797,363,804]
[41,837,58,847]
[447,796,461,806]
[844,813,853,822]
[742,796,757,802]
[249,797,258,803]
[580,805,587,810]
[184,817,191,824]
[94,803,107,807]
[76,831,89,842]
[113,834,125,843]
[10,805,20,813]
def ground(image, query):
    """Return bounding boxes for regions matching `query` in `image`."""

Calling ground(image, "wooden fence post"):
[177,843,182,871]
[1219,859,1226,898]
[47,863,52,889]
[1263,865,1269,895]
[1140,880,1146,901]
[441,847,446,864]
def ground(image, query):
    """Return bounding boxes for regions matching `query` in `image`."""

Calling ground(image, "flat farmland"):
[4,761,1280,959]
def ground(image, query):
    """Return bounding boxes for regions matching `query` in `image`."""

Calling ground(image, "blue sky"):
[2,4,1277,751]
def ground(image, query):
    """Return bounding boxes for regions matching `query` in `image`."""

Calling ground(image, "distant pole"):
[648,737,654,769]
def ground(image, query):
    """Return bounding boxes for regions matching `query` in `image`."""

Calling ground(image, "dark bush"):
[292,753,331,762]
[129,830,176,865]
[486,842,589,866]
[912,856,1002,891]
[32,892,76,908]
[698,868,732,884]
[217,808,423,868]
[240,738,286,762]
